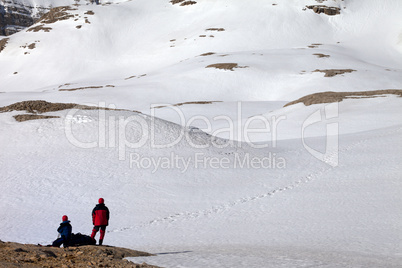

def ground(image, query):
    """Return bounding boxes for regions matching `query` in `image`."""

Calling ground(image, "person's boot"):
[99,239,103,246]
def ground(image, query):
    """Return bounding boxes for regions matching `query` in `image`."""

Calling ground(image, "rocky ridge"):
[0,240,160,268]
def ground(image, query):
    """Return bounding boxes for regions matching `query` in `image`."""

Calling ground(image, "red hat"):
[98,198,104,204]
[62,215,68,222]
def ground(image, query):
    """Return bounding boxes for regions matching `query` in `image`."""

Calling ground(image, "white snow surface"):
[0,0,402,267]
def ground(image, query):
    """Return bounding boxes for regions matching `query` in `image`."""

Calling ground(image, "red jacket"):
[92,204,110,226]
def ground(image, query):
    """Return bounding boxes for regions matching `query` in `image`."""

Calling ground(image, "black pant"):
[52,237,69,247]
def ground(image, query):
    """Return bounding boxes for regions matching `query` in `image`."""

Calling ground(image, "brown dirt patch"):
[313,53,330,58]
[200,52,215,56]
[38,6,76,24]
[0,100,122,114]
[0,240,158,268]
[27,25,52,32]
[0,100,136,122]
[206,63,248,71]
[306,5,340,15]
[206,28,225,32]
[313,69,356,77]
[308,43,322,48]
[180,1,197,6]
[0,101,78,114]
[154,101,222,109]
[0,38,9,53]
[284,89,402,107]
[28,43,36,49]
[59,86,103,91]
[14,114,60,122]
[85,10,95,15]
[170,0,185,4]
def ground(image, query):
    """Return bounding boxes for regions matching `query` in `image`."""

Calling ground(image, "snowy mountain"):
[0,0,402,267]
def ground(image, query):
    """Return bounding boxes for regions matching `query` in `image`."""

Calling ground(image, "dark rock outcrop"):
[0,1,49,36]
[306,5,341,16]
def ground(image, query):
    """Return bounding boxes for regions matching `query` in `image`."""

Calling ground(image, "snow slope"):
[0,0,402,267]
[0,0,401,110]
[0,102,401,267]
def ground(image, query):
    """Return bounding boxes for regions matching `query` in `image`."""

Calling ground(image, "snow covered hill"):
[0,0,401,110]
[0,0,402,267]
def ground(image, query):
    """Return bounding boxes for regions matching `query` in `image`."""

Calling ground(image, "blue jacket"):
[57,220,72,240]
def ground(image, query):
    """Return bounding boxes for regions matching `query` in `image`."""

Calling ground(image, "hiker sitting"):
[52,215,72,247]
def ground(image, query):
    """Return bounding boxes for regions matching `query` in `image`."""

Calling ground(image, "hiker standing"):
[90,198,110,245]
[52,215,72,247]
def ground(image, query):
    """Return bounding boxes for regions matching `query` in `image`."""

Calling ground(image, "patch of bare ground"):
[125,74,146,80]
[154,101,222,109]
[85,10,95,15]
[0,100,123,114]
[181,1,197,6]
[38,6,76,24]
[308,43,322,48]
[306,5,340,15]
[0,100,136,122]
[313,69,356,77]
[27,25,52,32]
[206,63,248,71]
[0,38,9,53]
[313,53,330,58]
[59,86,104,91]
[284,90,402,107]
[0,240,158,268]
[0,101,78,114]
[206,28,225,32]
[200,52,215,56]
[14,114,60,122]
[170,0,185,4]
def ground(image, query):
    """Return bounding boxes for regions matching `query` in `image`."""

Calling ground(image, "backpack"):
[68,233,96,246]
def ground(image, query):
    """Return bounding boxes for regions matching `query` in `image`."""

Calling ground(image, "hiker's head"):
[62,215,68,222]
[99,198,104,204]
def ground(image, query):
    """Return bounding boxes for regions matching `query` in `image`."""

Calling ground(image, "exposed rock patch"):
[37,6,76,24]
[27,25,52,32]
[170,0,185,4]
[0,240,158,268]
[13,114,60,122]
[308,43,322,48]
[170,0,197,6]
[0,37,9,52]
[313,69,356,77]
[180,1,197,6]
[200,52,216,56]
[284,90,402,107]
[206,28,225,32]
[306,5,341,16]
[0,100,134,122]
[59,86,104,91]
[313,53,330,58]
[0,100,121,114]
[153,100,221,109]
[206,63,248,71]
